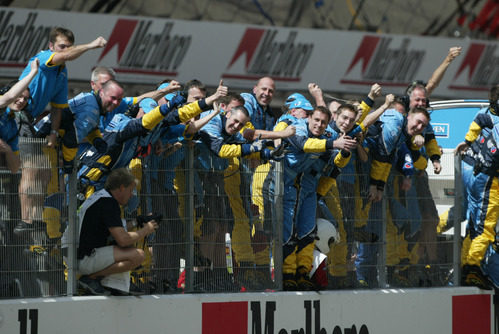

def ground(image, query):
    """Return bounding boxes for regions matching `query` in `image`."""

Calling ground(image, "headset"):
[489,85,499,115]
[398,80,429,111]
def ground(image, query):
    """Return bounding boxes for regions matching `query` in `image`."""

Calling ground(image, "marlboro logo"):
[0,10,51,65]
[449,42,498,92]
[222,28,314,82]
[99,18,191,76]
[340,35,425,87]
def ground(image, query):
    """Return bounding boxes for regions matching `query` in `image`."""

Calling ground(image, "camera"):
[136,213,163,227]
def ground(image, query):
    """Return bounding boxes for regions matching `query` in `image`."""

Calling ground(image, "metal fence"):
[0,138,463,298]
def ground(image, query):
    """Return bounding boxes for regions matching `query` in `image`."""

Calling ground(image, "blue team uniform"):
[19,50,68,119]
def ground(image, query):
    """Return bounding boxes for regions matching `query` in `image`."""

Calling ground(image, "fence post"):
[453,155,463,286]
[273,161,283,291]
[378,191,387,288]
[184,145,195,293]
[66,169,78,296]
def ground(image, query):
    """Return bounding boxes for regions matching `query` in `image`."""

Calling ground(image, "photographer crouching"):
[77,168,158,295]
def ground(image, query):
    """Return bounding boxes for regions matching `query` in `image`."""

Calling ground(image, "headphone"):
[398,80,429,111]
[490,99,499,115]
[0,80,18,96]
[489,85,499,115]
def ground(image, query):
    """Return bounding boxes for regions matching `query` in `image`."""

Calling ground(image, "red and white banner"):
[0,7,496,98]
[0,287,493,333]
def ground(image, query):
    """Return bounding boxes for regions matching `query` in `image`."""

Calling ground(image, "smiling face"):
[308,108,330,137]
[225,108,250,135]
[253,77,275,107]
[406,108,429,136]
[335,106,357,133]
[409,87,428,109]
[99,82,124,113]
[8,88,30,111]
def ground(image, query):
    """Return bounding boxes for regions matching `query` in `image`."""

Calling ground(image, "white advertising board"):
[0,8,496,98]
[0,287,493,334]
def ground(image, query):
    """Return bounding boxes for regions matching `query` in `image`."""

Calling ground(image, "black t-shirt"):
[77,191,123,259]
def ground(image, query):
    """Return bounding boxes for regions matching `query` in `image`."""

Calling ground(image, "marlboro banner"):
[0,7,496,98]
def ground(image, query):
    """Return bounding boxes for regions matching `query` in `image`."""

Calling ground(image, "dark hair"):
[408,106,431,122]
[337,103,359,118]
[184,79,206,95]
[489,84,499,115]
[49,27,75,44]
[313,106,332,123]
[105,168,137,191]
[0,80,19,96]
[217,92,244,106]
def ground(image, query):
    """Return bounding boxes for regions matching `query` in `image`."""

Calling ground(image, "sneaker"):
[78,276,111,296]
[296,267,316,291]
[355,279,369,289]
[283,273,298,291]
[13,221,35,235]
[128,281,146,296]
[462,265,492,290]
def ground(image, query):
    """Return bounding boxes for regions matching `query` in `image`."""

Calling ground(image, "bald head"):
[253,76,275,107]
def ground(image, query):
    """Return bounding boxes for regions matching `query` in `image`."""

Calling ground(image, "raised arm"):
[0,59,39,108]
[135,80,182,104]
[50,36,107,66]
[204,80,228,106]
[426,46,462,96]
[308,83,326,107]
[185,102,222,135]
[360,94,394,128]
[242,125,296,141]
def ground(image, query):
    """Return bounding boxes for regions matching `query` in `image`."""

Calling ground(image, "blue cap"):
[284,93,313,111]
[157,82,170,90]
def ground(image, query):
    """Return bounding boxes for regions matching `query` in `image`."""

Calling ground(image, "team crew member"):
[0,59,40,174]
[455,93,499,290]
[77,81,182,196]
[355,106,430,287]
[16,27,106,234]
[58,80,124,173]
[269,107,352,290]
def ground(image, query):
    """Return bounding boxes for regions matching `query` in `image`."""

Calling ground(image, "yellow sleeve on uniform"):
[218,144,243,158]
[333,151,351,168]
[370,159,392,184]
[87,128,103,143]
[303,138,327,153]
[142,105,165,130]
[464,121,483,143]
[241,121,255,132]
[178,100,203,123]
[357,100,372,124]
[86,155,113,181]
[413,155,428,170]
[273,121,289,132]
[425,138,440,158]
